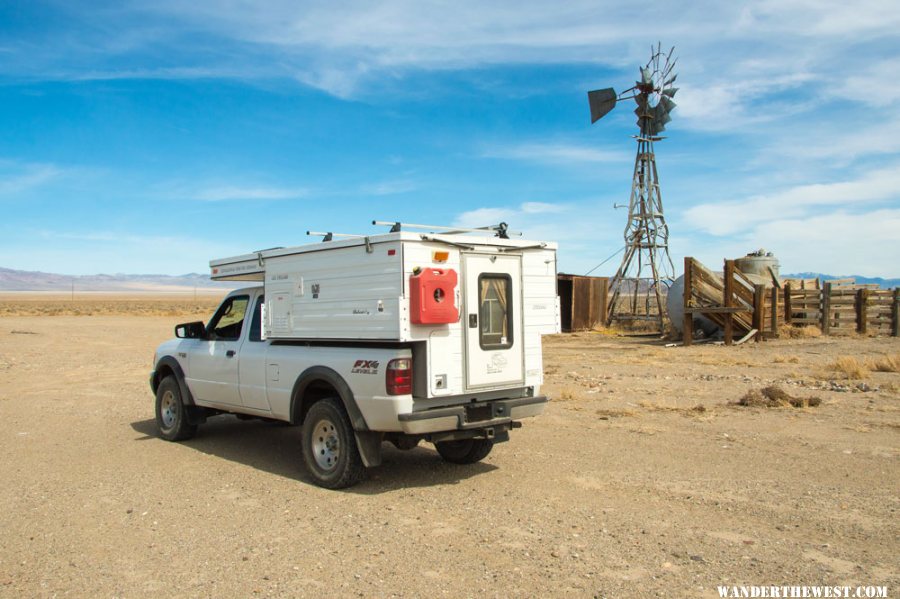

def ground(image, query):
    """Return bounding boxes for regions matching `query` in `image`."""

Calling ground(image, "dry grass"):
[867,353,900,373]
[637,400,709,416]
[773,354,800,364]
[596,408,637,419]
[828,356,870,380]
[556,386,579,401]
[780,325,823,339]
[0,297,223,317]
[736,385,822,408]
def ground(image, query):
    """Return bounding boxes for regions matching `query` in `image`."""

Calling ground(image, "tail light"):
[386,358,412,395]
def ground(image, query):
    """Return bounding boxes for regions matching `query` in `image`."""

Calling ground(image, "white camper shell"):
[210,230,560,397]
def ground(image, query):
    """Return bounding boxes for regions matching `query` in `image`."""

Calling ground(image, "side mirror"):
[175,321,207,339]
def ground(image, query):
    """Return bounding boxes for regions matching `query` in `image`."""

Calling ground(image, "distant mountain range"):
[0,267,241,292]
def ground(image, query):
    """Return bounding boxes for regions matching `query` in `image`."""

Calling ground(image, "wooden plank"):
[784,283,792,325]
[893,288,899,337]
[683,257,693,346]
[857,289,868,335]
[723,260,734,345]
[684,307,747,314]
[821,282,832,335]
[770,286,779,337]
[753,284,764,342]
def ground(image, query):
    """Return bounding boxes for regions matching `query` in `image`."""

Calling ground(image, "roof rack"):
[371,220,520,239]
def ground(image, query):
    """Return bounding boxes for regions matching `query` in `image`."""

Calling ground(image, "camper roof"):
[209,230,557,281]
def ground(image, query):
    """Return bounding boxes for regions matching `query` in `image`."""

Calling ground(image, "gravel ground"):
[0,315,898,598]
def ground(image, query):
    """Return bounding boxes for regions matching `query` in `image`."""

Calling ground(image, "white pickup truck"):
[150,225,559,488]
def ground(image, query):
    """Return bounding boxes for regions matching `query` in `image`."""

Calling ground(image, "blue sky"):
[0,1,897,277]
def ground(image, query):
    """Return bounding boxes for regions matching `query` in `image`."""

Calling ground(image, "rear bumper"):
[397,396,547,435]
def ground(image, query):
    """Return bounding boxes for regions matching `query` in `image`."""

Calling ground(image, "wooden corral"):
[683,257,899,345]
[557,274,608,332]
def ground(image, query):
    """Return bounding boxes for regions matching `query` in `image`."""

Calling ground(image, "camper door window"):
[207,295,250,341]
[478,274,512,349]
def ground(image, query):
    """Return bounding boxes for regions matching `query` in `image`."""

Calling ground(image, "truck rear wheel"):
[155,376,197,441]
[435,438,493,464]
[301,397,366,489]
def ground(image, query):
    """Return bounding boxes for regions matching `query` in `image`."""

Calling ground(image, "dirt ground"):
[0,298,897,597]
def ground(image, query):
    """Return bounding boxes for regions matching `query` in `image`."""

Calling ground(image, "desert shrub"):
[867,354,900,373]
[780,325,823,339]
[828,356,869,380]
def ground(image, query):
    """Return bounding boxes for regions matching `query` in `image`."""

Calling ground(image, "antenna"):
[587,43,678,332]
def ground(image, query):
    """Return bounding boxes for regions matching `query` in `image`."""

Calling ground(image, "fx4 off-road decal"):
[351,360,379,375]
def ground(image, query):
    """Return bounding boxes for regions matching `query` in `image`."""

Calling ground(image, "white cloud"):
[681,165,899,236]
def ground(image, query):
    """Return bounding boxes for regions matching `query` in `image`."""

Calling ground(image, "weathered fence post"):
[784,283,792,326]
[892,288,899,337]
[723,259,734,346]
[683,257,693,346]
[770,286,779,338]
[821,282,832,335]
[856,289,868,335]
[753,284,765,342]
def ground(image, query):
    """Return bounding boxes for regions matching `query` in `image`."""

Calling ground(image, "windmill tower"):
[587,43,678,331]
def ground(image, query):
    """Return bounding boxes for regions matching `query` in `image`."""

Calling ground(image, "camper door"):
[462,253,525,389]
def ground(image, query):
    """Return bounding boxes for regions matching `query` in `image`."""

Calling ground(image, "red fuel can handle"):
[410,268,459,325]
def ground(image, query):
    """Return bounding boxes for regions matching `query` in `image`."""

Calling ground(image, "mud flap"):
[354,431,383,467]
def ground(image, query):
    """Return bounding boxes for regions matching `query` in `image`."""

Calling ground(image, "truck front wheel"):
[435,438,493,464]
[301,397,366,489]
[155,376,197,441]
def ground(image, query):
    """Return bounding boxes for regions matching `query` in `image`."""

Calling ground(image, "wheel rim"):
[311,418,340,471]
[160,390,178,429]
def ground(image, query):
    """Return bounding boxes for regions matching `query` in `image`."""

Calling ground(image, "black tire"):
[155,376,197,441]
[435,438,494,464]
[301,397,366,489]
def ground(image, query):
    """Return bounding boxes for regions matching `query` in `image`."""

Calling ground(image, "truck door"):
[237,294,272,411]
[185,294,248,407]
[462,252,525,390]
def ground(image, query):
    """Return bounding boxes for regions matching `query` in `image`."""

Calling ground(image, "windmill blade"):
[664,72,678,87]
[588,88,618,123]
[659,95,676,113]
[662,87,679,98]
[640,66,652,85]
[662,59,678,80]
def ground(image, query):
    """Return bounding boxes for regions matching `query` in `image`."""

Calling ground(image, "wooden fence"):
[683,257,899,345]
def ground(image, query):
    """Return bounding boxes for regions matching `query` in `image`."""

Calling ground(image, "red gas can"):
[409,268,459,325]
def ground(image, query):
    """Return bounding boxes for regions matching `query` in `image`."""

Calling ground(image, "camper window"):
[207,295,249,340]
[478,274,512,349]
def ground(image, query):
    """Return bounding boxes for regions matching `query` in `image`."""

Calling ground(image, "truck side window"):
[249,295,265,342]
[207,295,249,341]
[478,274,512,349]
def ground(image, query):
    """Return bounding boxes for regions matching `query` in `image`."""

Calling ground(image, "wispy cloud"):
[481,142,628,165]
[0,161,63,195]
[359,179,417,196]
[682,164,898,236]
[189,185,308,202]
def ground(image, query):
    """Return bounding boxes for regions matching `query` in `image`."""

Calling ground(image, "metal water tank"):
[735,249,780,280]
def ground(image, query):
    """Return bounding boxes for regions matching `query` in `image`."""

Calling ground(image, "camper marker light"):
[388,249,396,256]
[432,251,449,263]
[386,358,412,395]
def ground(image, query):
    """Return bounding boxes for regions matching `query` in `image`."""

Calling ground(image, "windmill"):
[588,43,678,331]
